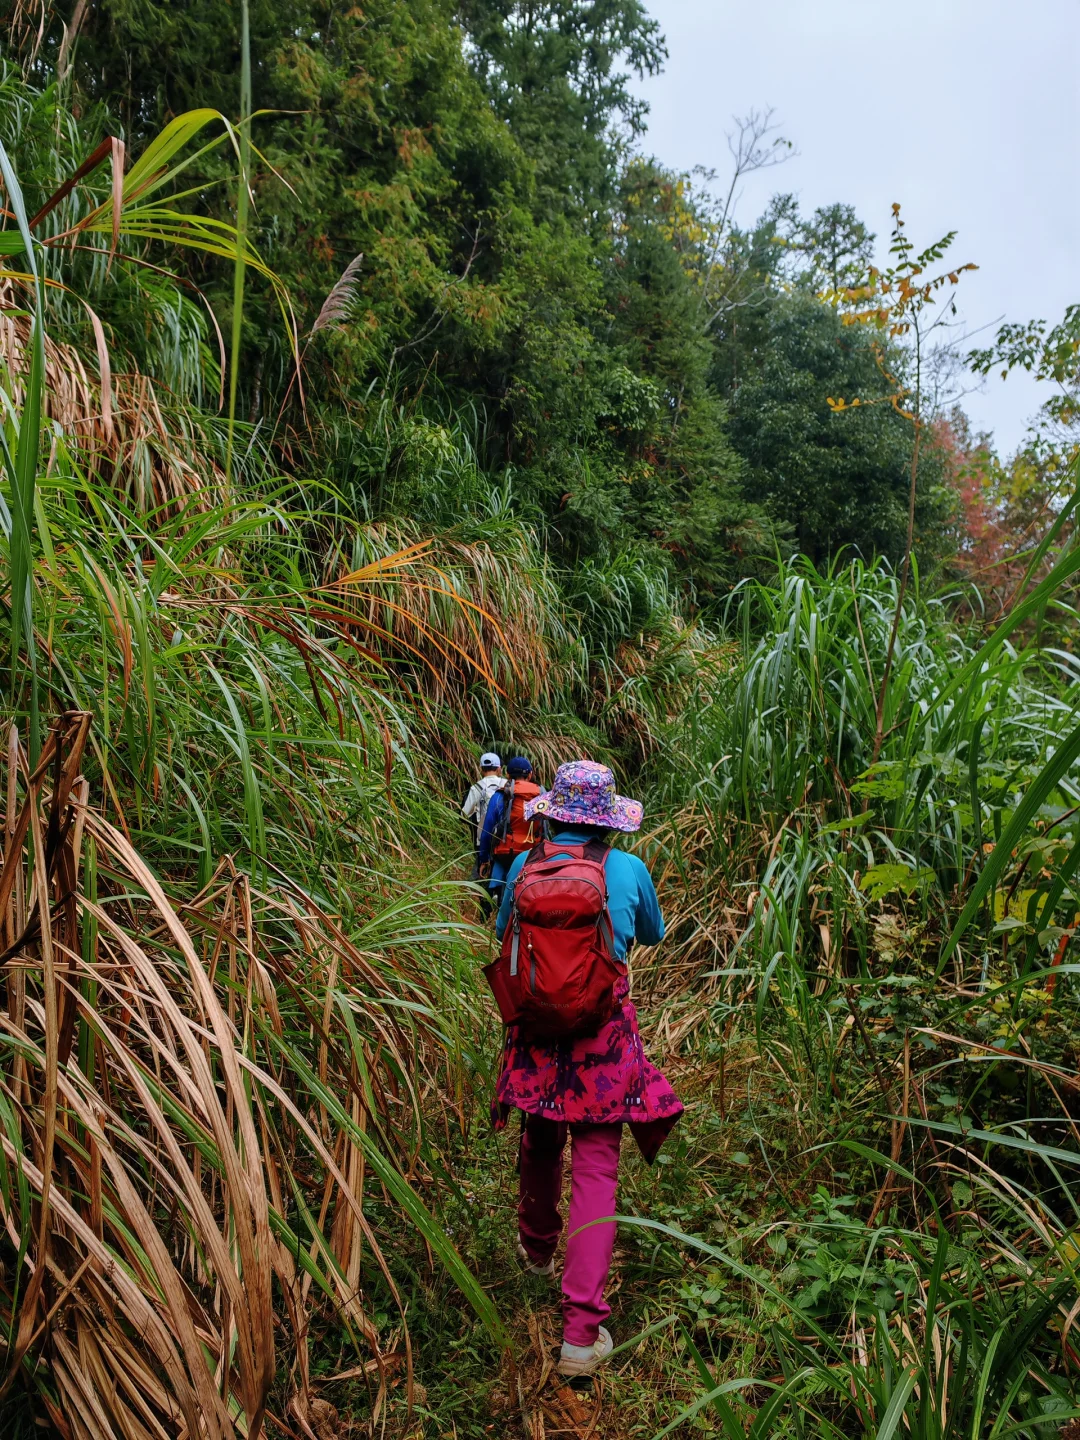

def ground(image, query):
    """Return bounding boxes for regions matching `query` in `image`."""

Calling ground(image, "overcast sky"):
[633,0,1079,456]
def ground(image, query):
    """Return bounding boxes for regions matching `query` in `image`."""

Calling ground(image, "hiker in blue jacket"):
[479,756,540,905]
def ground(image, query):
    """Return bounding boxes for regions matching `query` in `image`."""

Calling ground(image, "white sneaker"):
[516,1240,556,1281]
[557,1326,613,1378]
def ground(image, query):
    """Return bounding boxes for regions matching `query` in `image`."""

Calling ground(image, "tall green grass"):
[642,536,1080,1436]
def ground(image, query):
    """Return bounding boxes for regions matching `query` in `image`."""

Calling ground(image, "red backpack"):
[483,839,623,1039]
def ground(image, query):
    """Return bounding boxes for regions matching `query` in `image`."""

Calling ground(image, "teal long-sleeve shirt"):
[494,828,664,959]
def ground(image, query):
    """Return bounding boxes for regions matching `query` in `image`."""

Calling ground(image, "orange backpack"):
[493,779,542,856]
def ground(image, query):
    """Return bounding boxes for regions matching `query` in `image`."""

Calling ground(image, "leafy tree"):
[34,2,670,557]
[725,292,953,566]
[457,0,665,217]
[788,201,875,293]
[18,1,960,587]
[969,303,1080,462]
[821,206,976,757]
[604,160,769,589]
[40,0,542,395]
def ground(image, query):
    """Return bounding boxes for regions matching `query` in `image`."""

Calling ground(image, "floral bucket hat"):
[524,760,643,833]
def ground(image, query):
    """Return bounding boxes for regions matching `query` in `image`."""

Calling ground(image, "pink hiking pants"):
[517,1113,622,1346]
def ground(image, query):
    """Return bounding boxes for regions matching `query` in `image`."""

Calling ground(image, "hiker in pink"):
[491,760,683,1378]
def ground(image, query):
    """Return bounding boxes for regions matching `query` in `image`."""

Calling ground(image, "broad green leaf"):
[942,719,1080,965]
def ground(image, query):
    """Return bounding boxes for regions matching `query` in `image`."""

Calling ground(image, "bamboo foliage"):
[22,105,298,351]
[0,88,302,518]
[637,540,1080,1125]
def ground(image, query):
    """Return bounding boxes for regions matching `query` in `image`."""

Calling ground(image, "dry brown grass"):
[0,712,488,1437]
[328,527,560,704]
[324,523,597,775]
[0,279,227,512]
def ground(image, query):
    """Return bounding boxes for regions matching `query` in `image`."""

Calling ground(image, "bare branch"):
[717,107,796,236]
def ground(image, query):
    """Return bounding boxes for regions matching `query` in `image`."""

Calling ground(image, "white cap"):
[480,752,501,769]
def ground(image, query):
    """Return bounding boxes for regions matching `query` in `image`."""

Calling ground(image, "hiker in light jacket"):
[461,752,504,880]
[492,760,683,1379]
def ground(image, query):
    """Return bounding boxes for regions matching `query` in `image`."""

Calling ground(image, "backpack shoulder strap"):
[525,838,589,865]
[496,779,515,842]
[516,836,551,876]
[582,840,616,953]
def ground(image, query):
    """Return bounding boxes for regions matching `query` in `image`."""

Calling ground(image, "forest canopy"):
[12,0,989,603]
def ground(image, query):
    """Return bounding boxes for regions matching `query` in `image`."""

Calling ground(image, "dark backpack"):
[492,779,514,848]
[483,839,622,1039]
